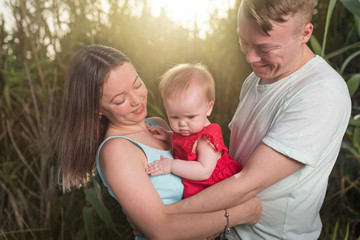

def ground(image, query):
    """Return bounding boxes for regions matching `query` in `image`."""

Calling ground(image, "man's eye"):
[239,40,247,47]
[260,49,272,54]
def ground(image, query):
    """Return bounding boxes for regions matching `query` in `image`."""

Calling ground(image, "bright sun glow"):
[0,0,236,37]
[149,0,235,35]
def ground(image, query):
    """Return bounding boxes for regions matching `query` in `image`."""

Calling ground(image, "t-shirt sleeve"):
[262,82,350,167]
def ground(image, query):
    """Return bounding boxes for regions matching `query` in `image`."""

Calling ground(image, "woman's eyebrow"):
[132,75,139,85]
[110,76,140,102]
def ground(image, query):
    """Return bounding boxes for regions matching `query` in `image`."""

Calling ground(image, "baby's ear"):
[207,101,214,116]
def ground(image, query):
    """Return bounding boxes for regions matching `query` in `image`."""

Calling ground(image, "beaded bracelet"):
[223,209,231,238]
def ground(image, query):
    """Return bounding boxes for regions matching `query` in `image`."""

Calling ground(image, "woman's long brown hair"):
[57,45,129,191]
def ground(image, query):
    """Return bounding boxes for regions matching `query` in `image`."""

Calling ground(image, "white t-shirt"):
[229,55,351,240]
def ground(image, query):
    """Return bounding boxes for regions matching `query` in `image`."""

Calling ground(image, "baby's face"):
[164,88,213,136]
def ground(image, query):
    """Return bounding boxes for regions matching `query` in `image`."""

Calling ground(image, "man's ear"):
[301,23,313,43]
[207,101,214,116]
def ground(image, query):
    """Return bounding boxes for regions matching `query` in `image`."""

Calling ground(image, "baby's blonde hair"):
[160,63,215,103]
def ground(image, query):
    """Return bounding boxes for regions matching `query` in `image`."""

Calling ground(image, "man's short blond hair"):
[240,0,314,35]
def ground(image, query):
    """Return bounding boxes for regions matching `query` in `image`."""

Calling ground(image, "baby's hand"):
[145,155,173,176]
[147,125,172,142]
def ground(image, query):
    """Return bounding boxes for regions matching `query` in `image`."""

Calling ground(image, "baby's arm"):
[146,136,221,180]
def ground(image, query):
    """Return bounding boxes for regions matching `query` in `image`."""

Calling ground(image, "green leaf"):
[309,35,322,55]
[331,219,340,240]
[340,50,360,74]
[346,74,360,97]
[356,15,360,37]
[84,180,118,233]
[82,207,95,240]
[326,42,360,59]
[75,228,86,240]
[344,222,350,240]
[322,0,337,56]
[3,84,12,110]
[340,0,360,17]
[349,118,360,127]
[353,126,360,149]
[341,141,360,158]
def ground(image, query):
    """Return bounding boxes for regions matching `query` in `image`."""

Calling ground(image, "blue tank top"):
[96,120,184,240]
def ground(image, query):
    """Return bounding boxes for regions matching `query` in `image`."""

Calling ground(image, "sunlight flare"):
[149,0,235,34]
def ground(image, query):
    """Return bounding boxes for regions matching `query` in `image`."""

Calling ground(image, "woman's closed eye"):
[134,77,144,89]
[114,98,126,105]
[135,82,143,89]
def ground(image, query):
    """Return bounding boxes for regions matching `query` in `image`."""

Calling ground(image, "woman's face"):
[99,62,148,127]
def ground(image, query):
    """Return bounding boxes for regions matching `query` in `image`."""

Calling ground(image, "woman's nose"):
[130,92,141,106]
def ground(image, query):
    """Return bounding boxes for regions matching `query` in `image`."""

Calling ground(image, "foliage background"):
[0,0,359,239]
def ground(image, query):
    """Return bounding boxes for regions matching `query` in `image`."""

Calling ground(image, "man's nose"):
[245,47,261,63]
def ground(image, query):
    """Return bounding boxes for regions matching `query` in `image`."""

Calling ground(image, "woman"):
[58,45,261,240]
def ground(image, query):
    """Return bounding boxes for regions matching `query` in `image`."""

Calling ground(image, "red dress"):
[171,123,242,198]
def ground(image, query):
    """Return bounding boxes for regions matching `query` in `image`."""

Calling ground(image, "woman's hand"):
[202,197,261,240]
[229,196,262,226]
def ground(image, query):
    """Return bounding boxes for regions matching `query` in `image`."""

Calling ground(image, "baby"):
[146,63,242,198]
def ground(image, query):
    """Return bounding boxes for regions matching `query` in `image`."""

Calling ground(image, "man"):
[168,0,351,239]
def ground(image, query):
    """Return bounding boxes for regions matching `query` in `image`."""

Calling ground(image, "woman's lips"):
[133,104,145,114]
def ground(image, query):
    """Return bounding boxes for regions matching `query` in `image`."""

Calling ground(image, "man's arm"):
[166,142,304,214]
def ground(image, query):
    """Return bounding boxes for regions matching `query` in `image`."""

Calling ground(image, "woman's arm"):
[166,143,304,215]
[99,138,261,240]
[146,136,221,180]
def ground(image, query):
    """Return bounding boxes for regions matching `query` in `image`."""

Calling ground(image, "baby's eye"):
[170,116,179,119]
[188,116,195,119]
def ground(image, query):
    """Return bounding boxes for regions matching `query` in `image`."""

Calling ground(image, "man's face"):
[237,9,309,83]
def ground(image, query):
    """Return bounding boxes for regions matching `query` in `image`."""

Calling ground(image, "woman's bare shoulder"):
[99,137,146,167]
